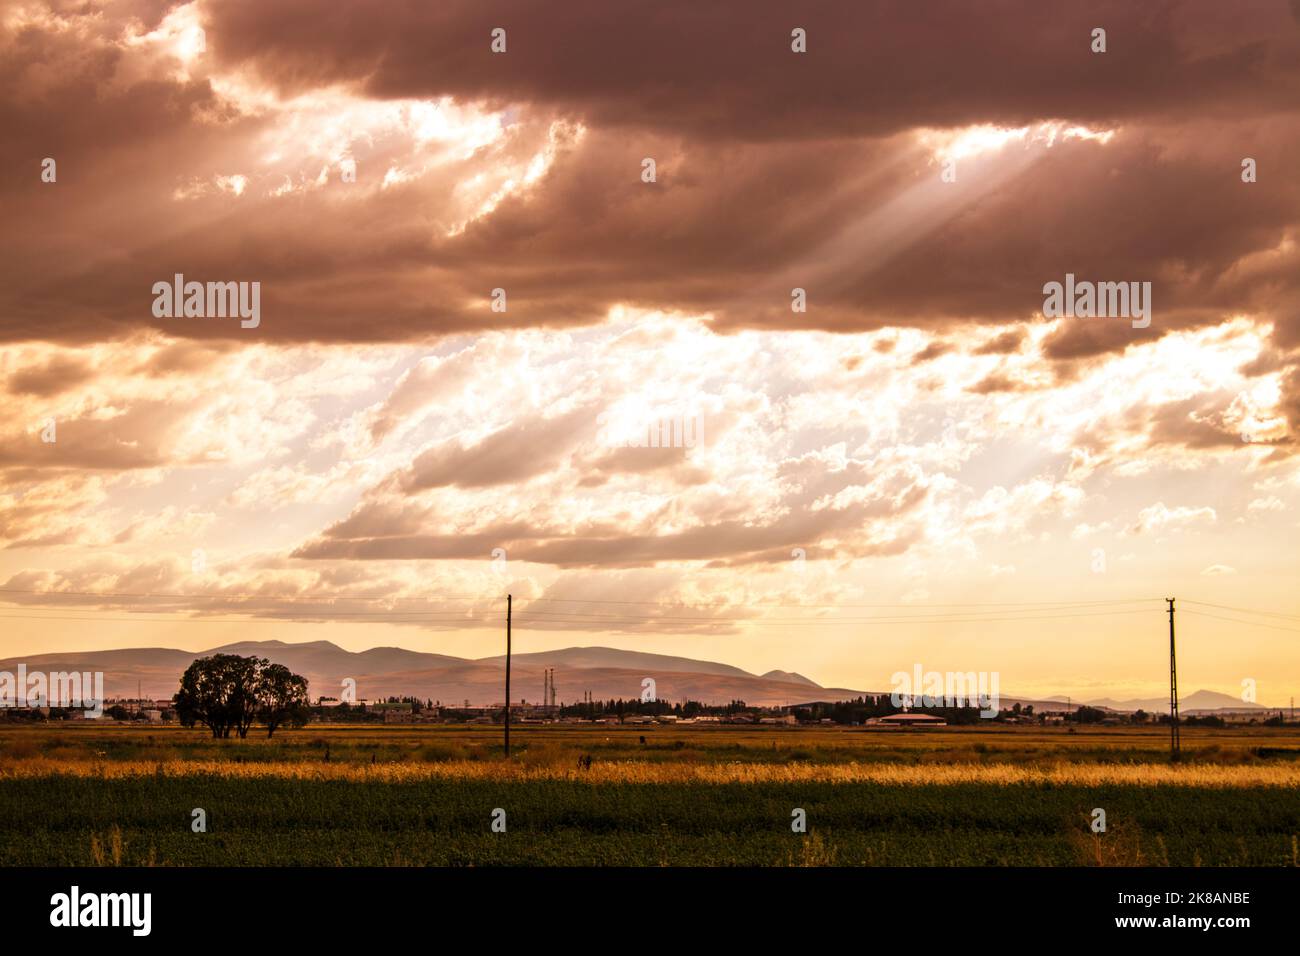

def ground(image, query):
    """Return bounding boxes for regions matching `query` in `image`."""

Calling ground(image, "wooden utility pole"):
[504,593,512,757]
[1167,597,1180,760]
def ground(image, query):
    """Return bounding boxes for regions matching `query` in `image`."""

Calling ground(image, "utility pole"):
[1167,597,1180,760]
[504,593,512,758]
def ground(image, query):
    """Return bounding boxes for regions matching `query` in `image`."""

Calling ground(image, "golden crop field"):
[2,722,1298,866]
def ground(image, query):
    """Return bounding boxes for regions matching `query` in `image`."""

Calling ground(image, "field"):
[2,723,1298,866]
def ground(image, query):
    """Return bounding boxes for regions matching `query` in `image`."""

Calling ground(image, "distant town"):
[5,693,1294,729]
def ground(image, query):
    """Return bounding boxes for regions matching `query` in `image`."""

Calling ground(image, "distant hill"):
[0,641,870,707]
[1087,689,1267,714]
[0,641,1274,711]
[483,646,753,679]
[761,670,819,687]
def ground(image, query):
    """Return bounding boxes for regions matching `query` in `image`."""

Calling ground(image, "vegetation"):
[173,654,310,739]
[0,724,1297,866]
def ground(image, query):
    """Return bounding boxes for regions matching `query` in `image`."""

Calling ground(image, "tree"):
[1074,705,1106,724]
[257,663,311,738]
[175,654,264,739]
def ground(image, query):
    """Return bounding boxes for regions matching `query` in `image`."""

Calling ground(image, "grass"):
[2,724,1297,866]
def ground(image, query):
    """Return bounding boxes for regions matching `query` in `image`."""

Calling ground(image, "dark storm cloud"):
[3,0,1299,431]
[203,0,1300,140]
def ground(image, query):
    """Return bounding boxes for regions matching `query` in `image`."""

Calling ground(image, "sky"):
[1,0,1299,705]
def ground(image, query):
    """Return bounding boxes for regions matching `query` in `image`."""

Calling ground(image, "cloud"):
[1127,502,1217,535]
[399,409,592,491]
[5,355,95,396]
[3,0,1300,655]
[202,0,1300,140]
[1247,495,1285,512]
[1,0,1298,402]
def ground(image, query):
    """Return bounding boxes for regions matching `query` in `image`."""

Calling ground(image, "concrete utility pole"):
[504,594,512,758]
[1167,597,1180,760]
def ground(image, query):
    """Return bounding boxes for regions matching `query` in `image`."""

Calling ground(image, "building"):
[876,713,947,727]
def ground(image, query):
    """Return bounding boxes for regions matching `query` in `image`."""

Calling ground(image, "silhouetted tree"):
[1073,705,1106,724]
[175,654,308,738]
[257,663,311,737]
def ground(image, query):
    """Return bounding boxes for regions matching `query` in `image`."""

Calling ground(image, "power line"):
[0,605,1159,629]
[0,585,1160,611]
[0,586,500,606]
[3,592,1293,634]
[0,586,1164,628]
[1181,609,1300,635]
[0,613,491,621]
[516,595,1163,609]
[512,608,1157,627]
[0,612,493,626]
[510,602,1155,622]
[1182,600,1300,622]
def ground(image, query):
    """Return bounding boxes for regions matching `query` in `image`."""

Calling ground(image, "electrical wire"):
[1182,600,1300,623]
[1181,609,1300,635]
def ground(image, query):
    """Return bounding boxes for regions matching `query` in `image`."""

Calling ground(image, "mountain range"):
[0,641,870,708]
[0,640,1270,712]
[1086,690,1267,714]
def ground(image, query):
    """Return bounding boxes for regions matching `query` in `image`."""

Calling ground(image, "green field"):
[3,724,1298,866]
